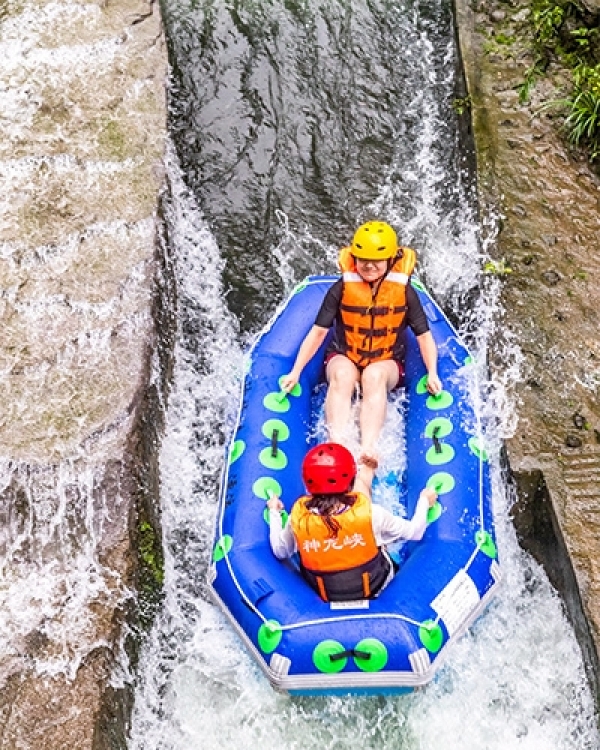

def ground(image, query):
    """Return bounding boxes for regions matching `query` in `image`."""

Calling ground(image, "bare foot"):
[359,450,379,470]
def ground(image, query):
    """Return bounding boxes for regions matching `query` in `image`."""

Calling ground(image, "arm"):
[280,280,342,393]
[280,324,329,393]
[406,286,442,395]
[267,495,297,559]
[372,488,438,545]
[353,460,376,498]
[416,331,442,395]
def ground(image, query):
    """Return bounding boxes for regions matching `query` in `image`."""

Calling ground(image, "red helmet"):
[301,443,357,494]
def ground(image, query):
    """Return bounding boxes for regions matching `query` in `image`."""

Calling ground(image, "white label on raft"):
[330,600,370,610]
[431,569,480,636]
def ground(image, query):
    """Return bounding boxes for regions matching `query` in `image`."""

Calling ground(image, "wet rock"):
[573,413,587,429]
[22,629,50,657]
[541,270,561,286]
[540,234,557,246]
[565,434,583,448]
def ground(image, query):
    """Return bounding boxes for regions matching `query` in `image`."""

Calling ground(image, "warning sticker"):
[430,570,480,636]
[330,599,370,610]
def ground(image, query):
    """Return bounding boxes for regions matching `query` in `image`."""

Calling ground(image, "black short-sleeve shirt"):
[314,277,430,362]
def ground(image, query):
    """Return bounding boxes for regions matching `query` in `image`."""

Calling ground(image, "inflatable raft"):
[209,275,501,695]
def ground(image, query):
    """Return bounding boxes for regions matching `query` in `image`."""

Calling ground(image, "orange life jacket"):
[336,246,417,368]
[290,492,390,601]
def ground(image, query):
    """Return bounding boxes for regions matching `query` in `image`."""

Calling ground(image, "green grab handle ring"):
[418,620,444,653]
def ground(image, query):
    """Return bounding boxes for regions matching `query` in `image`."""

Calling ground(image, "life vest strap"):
[361,572,371,598]
[340,322,368,333]
[340,303,408,316]
[340,303,373,314]
[355,347,393,360]
[367,327,395,337]
[369,304,408,316]
[315,576,328,602]
[341,323,396,337]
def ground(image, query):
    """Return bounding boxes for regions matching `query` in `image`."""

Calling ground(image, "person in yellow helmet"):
[280,221,442,466]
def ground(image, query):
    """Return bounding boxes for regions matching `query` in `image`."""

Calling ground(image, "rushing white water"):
[128,133,599,748]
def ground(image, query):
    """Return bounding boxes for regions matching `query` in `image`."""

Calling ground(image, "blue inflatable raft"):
[209,275,501,695]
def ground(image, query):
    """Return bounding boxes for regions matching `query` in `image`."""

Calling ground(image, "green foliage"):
[139,520,164,586]
[452,96,471,115]
[526,0,600,163]
[518,58,547,104]
[496,33,515,46]
[543,64,600,160]
[531,0,599,63]
[484,259,513,276]
[137,518,164,629]
[532,0,565,45]
[570,26,595,54]
[572,270,588,280]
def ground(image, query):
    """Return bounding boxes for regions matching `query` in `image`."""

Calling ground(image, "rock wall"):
[0,0,169,747]
[454,0,600,703]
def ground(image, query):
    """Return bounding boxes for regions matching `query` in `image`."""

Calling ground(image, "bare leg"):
[325,355,360,443]
[358,360,400,464]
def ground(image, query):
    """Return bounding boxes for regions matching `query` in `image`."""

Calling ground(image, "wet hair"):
[305,492,356,538]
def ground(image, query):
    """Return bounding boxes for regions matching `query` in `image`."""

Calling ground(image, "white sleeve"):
[371,492,431,546]
[269,511,297,559]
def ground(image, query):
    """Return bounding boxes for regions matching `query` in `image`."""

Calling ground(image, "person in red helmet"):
[280,220,442,467]
[267,443,437,602]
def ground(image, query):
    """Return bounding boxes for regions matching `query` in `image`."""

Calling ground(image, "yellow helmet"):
[351,221,398,260]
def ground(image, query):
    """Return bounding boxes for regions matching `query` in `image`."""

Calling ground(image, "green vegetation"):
[572,269,589,280]
[137,518,164,629]
[98,118,127,161]
[484,259,513,276]
[452,96,471,115]
[495,32,516,45]
[522,0,600,162]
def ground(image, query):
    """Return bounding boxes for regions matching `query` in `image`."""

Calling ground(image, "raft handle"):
[330,648,371,662]
[271,428,279,457]
[432,425,442,454]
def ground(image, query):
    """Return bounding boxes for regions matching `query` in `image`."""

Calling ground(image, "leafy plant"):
[570,27,594,53]
[452,96,471,115]
[532,1,565,44]
[526,0,600,164]
[545,64,600,160]
[484,259,513,276]
[518,57,547,104]
[496,33,515,46]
